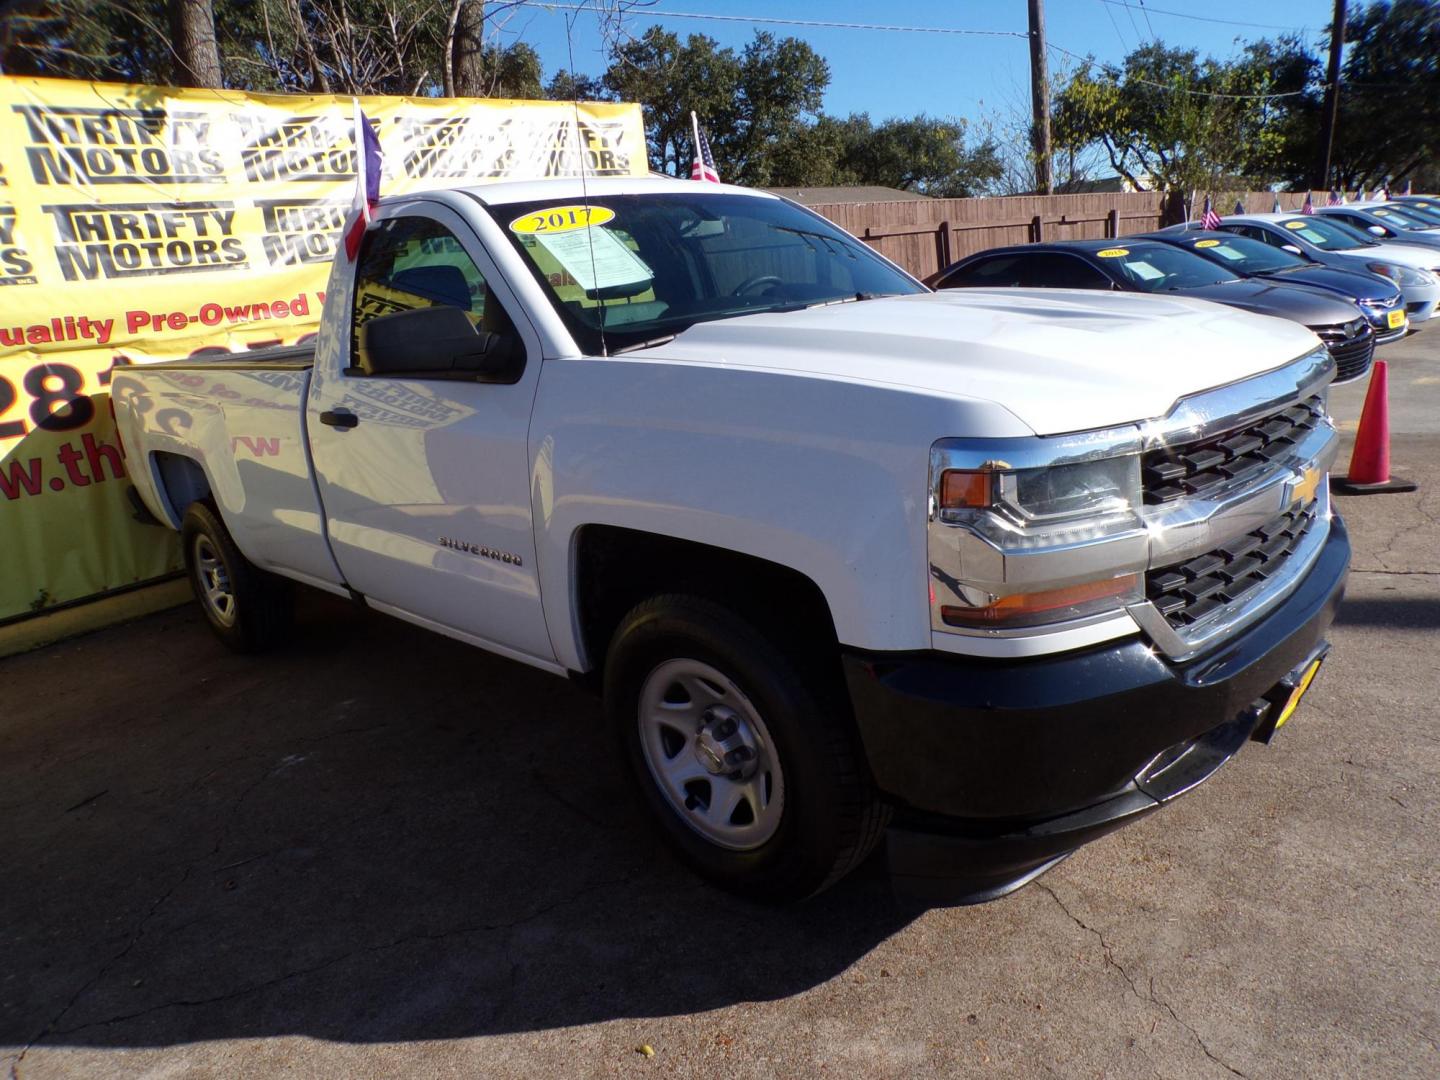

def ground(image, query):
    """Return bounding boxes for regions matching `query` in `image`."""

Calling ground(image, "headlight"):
[930,443,1146,630]
[1368,261,1434,287]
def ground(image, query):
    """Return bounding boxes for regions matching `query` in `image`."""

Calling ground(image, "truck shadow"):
[1,591,916,1051]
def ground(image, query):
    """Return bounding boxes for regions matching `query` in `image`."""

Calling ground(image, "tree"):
[1329,0,1440,189]
[1053,42,1289,192]
[170,0,223,87]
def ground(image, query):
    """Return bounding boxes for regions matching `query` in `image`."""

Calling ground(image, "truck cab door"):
[306,203,555,669]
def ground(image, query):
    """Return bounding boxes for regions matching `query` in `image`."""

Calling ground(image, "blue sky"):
[504,0,1337,124]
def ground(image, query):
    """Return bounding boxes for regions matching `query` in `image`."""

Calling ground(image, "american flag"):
[1234,199,1246,214]
[1327,189,1342,206]
[1301,191,1315,215]
[1379,183,1390,201]
[344,102,383,261]
[690,112,720,183]
[1200,195,1221,230]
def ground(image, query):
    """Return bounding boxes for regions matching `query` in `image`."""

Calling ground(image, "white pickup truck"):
[113,176,1350,904]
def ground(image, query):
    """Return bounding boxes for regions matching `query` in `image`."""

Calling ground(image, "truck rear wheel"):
[181,502,293,654]
[604,594,889,903]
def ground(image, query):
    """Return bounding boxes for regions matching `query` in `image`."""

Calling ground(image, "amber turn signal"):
[941,574,1140,627]
[939,469,992,509]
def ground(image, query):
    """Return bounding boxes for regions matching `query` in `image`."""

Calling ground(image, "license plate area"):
[1249,646,1328,744]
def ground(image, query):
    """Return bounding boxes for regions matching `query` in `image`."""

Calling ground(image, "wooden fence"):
[806,191,1335,281]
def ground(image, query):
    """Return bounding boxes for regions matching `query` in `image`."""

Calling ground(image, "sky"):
[501,0,1338,125]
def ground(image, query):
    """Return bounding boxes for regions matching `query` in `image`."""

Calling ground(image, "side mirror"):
[1367,225,1388,236]
[358,305,524,383]
[1282,244,1303,255]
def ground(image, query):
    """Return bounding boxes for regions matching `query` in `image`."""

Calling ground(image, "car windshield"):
[485,192,924,354]
[1393,201,1440,226]
[1368,204,1440,231]
[1174,233,1306,274]
[1276,216,1378,251]
[1099,243,1241,291]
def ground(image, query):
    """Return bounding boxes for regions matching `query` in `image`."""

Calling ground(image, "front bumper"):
[844,516,1350,904]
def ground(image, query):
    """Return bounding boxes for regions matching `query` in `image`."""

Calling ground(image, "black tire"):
[604,594,889,903]
[181,502,293,653]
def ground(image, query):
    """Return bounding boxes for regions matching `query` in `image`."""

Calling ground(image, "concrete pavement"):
[2,331,1437,1079]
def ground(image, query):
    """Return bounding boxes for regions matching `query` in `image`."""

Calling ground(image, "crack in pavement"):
[44,872,639,1040]
[1350,568,1440,576]
[1037,883,1251,1080]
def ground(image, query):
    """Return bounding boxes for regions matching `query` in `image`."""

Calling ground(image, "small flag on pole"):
[1403,179,1414,197]
[344,101,382,261]
[1379,182,1390,201]
[1327,189,1342,206]
[690,112,720,183]
[1200,195,1221,230]
[1234,199,1246,214]
[1358,186,1369,201]
[1272,194,1283,213]
[1301,191,1315,215]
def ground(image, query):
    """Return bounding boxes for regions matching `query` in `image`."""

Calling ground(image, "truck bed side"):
[111,350,347,594]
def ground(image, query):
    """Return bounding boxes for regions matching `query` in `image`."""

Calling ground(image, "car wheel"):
[604,594,889,903]
[181,501,293,653]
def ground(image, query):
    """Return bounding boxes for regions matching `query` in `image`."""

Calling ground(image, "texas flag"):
[343,101,383,261]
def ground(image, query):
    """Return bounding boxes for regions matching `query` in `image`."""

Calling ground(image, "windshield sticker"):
[1096,248,1129,257]
[532,226,653,291]
[509,205,615,235]
[1284,220,1308,230]
[1194,238,1221,248]
[1123,261,1164,280]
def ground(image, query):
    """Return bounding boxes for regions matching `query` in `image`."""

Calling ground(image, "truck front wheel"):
[604,594,888,903]
[181,502,293,653]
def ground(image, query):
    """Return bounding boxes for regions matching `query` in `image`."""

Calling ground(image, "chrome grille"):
[1313,321,1375,384]
[1145,502,1319,629]
[1141,395,1325,505]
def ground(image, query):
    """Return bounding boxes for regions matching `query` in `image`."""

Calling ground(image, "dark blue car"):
[1149,226,1408,344]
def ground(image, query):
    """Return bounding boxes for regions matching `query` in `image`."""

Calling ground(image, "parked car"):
[1395,195,1440,222]
[930,238,1375,383]
[111,176,1348,906]
[1315,201,1440,250]
[1218,213,1440,325]
[1147,226,1408,348]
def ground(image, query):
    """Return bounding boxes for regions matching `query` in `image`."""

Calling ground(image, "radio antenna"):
[565,5,608,357]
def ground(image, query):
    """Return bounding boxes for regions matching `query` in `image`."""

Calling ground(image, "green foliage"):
[1053,41,1290,193]
[1331,0,1440,188]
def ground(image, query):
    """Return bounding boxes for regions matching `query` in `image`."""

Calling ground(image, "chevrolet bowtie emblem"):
[1288,465,1322,508]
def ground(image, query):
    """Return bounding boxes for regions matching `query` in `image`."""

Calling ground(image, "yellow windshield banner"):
[0,74,646,623]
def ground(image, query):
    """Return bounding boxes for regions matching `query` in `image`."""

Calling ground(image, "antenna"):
[565,5,608,357]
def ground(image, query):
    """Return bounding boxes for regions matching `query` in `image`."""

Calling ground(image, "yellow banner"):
[0,75,646,622]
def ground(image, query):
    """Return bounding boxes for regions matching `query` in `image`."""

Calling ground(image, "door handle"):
[319,410,358,429]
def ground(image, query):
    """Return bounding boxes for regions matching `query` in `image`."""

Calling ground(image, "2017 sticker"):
[509,205,615,235]
[1096,248,1129,257]
[1194,238,1221,248]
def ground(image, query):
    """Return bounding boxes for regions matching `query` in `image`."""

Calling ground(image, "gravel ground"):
[3,332,1437,1079]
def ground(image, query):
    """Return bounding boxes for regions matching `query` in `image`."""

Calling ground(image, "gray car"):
[1218,213,1440,325]
[1316,201,1440,251]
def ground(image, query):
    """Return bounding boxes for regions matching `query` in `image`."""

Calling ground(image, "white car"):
[1316,200,1440,252]
[1221,212,1440,325]
[112,177,1349,905]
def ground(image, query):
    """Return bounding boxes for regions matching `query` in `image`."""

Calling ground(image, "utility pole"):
[1028,0,1053,194]
[1315,0,1347,190]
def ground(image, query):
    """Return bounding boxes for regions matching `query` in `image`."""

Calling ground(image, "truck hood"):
[648,290,1323,436]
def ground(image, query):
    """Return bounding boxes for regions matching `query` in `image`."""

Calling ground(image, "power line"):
[1097,0,1307,33]
[531,3,1028,38]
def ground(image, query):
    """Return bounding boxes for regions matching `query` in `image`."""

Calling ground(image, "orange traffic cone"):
[1331,360,1417,495]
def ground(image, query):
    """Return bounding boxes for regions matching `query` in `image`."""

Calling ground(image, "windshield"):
[1174,233,1306,274]
[1401,199,1440,223]
[1277,216,1378,251]
[1099,243,1242,291]
[485,192,923,354]
[1368,204,1440,231]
